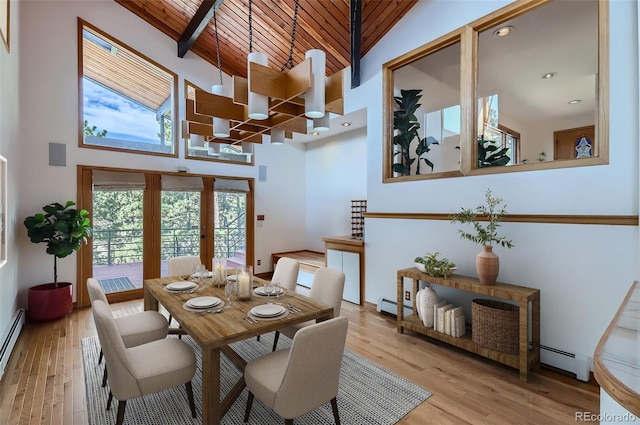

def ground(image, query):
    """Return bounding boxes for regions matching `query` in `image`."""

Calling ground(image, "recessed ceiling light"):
[312,131,320,136]
[341,122,352,127]
[541,72,557,79]
[568,99,582,104]
[493,26,514,37]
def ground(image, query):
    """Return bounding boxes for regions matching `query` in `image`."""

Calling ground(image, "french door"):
[77,167,254,307]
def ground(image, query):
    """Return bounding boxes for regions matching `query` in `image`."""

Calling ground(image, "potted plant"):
[24,201,92,321]
[450,189,514,284]
[393,89,439,176]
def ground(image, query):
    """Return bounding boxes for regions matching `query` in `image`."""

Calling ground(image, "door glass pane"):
[92,190,144,294]
[160,190,201,277]
[214,191,247,268]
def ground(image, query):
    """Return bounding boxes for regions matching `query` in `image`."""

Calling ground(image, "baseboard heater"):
[378,297,591,382]
[377,297,413,317]
[539,344,591,382]
[0,309,26,380]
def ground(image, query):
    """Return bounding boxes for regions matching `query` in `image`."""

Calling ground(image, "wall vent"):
[0,309,26,380]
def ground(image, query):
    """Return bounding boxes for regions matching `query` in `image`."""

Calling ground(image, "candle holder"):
[236,265,253,300]
[212,257,227,287]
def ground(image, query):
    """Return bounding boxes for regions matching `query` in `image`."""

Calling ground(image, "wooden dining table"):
[143,275,334,425]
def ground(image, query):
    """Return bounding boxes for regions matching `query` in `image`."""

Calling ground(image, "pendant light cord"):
[214,10,223,86]
[248,0,253,53]
[281,0,300,71]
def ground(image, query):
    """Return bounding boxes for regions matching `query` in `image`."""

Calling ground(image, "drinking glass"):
[263,281,274,298]
[225,281,238,308]
[273,281,282,299]
[192,263,205,286]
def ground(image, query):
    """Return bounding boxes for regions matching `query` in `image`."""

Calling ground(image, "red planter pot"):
[28,282,73,322]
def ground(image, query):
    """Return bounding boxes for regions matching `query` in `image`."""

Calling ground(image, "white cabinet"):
[327,249,360,304]
[323,236,364,305]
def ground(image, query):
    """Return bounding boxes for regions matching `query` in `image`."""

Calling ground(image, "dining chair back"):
[271,267,345,351]
[271,257,300,292]
[244,316,349,424]
[168,255,201,277]
[92,300,197,425]
[87,278,169,387]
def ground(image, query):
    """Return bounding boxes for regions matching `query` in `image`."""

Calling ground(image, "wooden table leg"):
[143,286,158,311]
[202,347,221,425]
[519,300,529,382]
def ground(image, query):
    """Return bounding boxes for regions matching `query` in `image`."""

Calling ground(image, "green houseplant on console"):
[450,189,513,284]
[24,201,92,321]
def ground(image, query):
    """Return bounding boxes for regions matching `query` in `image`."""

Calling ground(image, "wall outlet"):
[405,291,411,301]
[257,259,261,266]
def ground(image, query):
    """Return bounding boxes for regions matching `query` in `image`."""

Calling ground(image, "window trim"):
[77,18,179,158]
[382,0,609,182]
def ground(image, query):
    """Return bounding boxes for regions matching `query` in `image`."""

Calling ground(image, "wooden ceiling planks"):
[113,0,417,79]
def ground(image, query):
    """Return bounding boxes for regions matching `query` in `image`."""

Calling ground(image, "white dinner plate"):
[251,304,286,317]
[226,275,237,282]
[165,281,197,291]
[253,287,284,296]
[191,271,213,278]
[186,296,221,309]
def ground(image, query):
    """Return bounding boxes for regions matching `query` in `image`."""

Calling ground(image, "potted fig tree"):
[24,201,92,321]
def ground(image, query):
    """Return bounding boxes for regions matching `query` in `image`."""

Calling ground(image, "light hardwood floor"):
[0,300,599,425]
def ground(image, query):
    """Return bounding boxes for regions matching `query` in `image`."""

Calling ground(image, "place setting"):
[182,296,224,313]
[247,303,289,321]
[253,281,285,299]
[163,280,200,294]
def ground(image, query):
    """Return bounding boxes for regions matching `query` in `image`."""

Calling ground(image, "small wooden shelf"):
[397,267,540,382]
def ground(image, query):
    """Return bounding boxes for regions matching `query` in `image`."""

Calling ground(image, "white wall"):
[304,127,368,252]
[0,0,20,368]
[15,0,307,300]
[340,0,639,367]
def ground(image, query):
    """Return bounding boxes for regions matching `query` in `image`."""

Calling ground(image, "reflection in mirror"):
[392,39,462,177]
[476,0,598,166]
[184,82,253,164]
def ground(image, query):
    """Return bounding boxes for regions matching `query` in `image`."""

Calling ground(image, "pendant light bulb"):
[313,114,330,132]
[248,52,269,120]
[271,129,285,145]
[190,134,207,150]
[241,141,255,157]
[208,142,221,156]
[212,85,231,137]
[304,49,326,119]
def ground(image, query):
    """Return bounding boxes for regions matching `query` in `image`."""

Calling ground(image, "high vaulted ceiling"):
[115,0,418,80]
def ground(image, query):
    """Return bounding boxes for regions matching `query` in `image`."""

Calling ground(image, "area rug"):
[82,333,431,425]
[97,277,135,293]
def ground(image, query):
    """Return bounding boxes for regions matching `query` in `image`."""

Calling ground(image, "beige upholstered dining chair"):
[92,300,197,425]
[271,257,300,292]
[86,278,169,387]
[244,316,349,425]
[271,267,345,351]
[167,255,201,276]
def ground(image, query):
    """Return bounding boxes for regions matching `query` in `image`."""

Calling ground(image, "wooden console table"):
[397,267,540,382]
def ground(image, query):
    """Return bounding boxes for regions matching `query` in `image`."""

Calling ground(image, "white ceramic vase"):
[418,286,438,328]
[415,289,424,322]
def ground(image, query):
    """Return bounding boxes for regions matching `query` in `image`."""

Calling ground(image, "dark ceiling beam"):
[177,0,224,58]
[350,0,361,88]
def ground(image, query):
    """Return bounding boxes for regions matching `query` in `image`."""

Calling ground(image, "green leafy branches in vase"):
[449,189,513,284]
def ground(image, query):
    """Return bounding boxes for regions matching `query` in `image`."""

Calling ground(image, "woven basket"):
[471,299,519,354]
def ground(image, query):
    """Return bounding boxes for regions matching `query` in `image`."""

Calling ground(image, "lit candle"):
[214,263,225,284]
[238,272,251,298]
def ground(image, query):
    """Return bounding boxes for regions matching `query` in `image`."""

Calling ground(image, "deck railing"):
[93,224,245,265]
